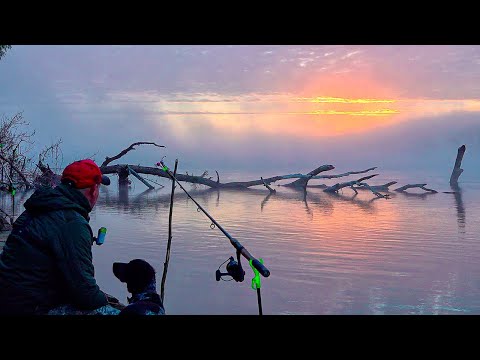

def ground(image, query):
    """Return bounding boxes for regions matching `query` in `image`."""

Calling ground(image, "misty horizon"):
[1,45,479,181]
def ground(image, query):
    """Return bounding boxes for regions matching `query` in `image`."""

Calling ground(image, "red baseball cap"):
[61,159,110,189]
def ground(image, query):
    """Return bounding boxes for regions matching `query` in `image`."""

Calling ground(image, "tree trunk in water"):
[118,166,130,186]
[450,145,466,186]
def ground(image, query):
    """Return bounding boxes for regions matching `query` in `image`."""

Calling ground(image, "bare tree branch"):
[101,142,165,167]
[261,176,276,193]
[353,181,397,192]
[283,165,335,188]
[323,174,378,193]
[0,153,31,187]
[311,167,377,179]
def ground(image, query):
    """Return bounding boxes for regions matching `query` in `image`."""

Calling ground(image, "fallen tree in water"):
[35,141,462,197]
[2,140,469,231]
[15,141,472,202]
[2,111,465,231]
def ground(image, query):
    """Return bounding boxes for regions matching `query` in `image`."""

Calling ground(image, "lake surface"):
[1,169,480,315]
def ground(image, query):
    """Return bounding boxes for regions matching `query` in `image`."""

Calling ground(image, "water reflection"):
[261,191,274,212]
[118,183,129,206]
[395,191,437,200]
[255,188,385,217]
[3,178,479,315]
[323,191,381,215]
[98,184,221,213]
[450,184,466,233]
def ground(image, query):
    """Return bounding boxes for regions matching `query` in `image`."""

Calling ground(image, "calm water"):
[1,169,480,315]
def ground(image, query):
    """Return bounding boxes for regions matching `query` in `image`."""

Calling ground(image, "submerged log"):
[356,182,390,198]
[394,184,438,193]
[323,174,378,193]
[354,181,397,192]
[30,137,449,202]
[282,165,335,188]
[261,177,276,193]
[101,164,339,189]
[310,167,377,180]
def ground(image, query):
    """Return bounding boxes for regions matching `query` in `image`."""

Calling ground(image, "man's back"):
[0,184,107,315]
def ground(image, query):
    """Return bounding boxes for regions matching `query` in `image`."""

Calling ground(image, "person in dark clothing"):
[0,159,122,315]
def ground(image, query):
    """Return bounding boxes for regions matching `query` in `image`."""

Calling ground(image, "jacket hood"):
[23,184,92,220]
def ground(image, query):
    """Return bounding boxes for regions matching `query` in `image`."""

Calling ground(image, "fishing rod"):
[156,160,270,315]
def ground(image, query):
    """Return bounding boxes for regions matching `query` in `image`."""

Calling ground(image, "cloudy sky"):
[1,45,480,177]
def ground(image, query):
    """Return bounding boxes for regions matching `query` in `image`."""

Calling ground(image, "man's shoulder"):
[53,209,92,238]
[61,209,88,223]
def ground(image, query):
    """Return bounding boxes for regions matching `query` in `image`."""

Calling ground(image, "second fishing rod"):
[156,160,271,279]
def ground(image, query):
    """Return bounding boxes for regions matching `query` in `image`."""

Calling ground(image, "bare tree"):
[0,45,11,61]
[0,112,37,188]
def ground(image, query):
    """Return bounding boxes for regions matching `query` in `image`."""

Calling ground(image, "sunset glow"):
[2,45,480,169]
[303,109,399,116]
[295,97,396,104]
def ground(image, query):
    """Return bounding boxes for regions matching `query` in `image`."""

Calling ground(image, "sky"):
[1,45,480,179]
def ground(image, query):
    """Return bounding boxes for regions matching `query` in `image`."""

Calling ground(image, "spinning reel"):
[215,251,245,282]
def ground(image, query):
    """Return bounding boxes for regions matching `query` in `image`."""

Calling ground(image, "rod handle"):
[251,258,270,278]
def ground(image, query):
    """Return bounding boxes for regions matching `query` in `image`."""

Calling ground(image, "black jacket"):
[0,184,108,315]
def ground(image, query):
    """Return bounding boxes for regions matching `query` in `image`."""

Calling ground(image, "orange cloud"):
[298,71,400,99]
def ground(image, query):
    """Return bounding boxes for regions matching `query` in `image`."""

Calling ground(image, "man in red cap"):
[0,159,122,315]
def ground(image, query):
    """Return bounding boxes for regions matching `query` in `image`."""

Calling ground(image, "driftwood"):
[394,184,438,193]
[323,174,379,193]
[24,140,468,211]
[322,174,390,198]
[101,162,385,200]
[261,177,276,193]
[305,167,379,188]
[99,145,389,192]
[101,164,340,189]
[450,145,466,186]
[356,182,390,198]
[355,181,397,192]
[282,165,335,188]
[311,167,377,180]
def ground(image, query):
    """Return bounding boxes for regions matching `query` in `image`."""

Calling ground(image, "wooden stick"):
[160,158,178,305]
